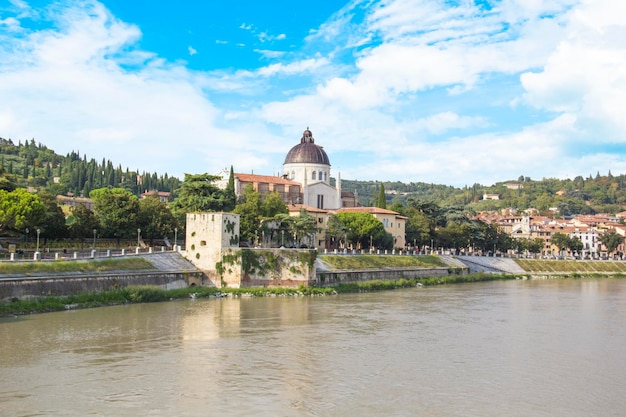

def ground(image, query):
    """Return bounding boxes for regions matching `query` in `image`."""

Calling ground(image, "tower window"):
[312,171,316,180]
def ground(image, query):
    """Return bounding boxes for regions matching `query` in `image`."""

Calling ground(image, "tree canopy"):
[90,188,140,240]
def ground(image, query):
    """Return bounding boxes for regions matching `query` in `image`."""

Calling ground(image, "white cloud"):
[257,58,330,77]
[2,0,626,188]
[0,1,285,178]
[520,0,626,140]
[254,49,286,59]
[188,46,197,55]
[0,17,20,30]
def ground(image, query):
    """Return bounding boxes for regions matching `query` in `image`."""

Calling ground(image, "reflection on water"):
[1,279,625,417]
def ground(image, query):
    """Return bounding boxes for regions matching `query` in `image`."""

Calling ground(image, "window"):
[317,194,324,209]
[312,171,316,180]
[318,171,322,181]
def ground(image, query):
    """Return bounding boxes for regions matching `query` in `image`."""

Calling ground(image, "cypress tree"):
[376,183,386,209]
[224,165,236,211]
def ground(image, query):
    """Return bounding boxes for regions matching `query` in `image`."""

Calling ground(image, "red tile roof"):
[235,173,300,186]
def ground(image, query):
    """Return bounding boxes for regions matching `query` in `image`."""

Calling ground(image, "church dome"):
[283,128,330,165]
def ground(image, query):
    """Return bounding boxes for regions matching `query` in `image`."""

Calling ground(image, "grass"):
[0,257,155,275]
[515,259,626,274]
[0,272,518,316]
[319,254,447,270]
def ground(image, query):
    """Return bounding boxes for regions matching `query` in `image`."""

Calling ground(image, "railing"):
[0,245,183,262]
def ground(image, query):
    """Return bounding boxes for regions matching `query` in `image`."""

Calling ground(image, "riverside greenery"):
[0,272,518,316]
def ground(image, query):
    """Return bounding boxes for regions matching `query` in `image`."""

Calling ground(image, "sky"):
[1,0,626,187]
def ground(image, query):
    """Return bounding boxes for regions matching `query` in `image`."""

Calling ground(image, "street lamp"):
[93,229,97,249]
[174,227,178,251]
[137,228,141,247]
[25,228,29,248]
[36,228,41,254]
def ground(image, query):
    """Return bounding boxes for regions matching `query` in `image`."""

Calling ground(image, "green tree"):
[600,229,623,254]
[68,204,101,240]
[260,191,288,218]
[403,207,431,248]
[172,173,225,211]
[333,212,390,249]
[515,237,545,254]
[233,185,262,244]
[90,188,140,241]
[376,183,387,209]
[223,166,236,212]
[0,166,17,192]
[550,232,571,255]
[274,209,319,248]
[137,196,180,245]
[37,191,68,240]
[0,188,46,234]
[170,173,225,225]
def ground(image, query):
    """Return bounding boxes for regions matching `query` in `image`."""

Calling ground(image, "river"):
[1,278,625,417]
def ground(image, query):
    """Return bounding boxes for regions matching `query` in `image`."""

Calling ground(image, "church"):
[216,128,406,249]
[217,128,356,209]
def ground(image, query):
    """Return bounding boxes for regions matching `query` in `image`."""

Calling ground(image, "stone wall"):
[215,248,316,288]
[316,267,465,286]
[0,271,205,301]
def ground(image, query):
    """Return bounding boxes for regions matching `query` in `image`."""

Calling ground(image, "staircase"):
[142,252,199,272]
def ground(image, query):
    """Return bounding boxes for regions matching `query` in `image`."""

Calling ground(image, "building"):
[140,190,171,202]
[216,128,406,249]
[283,128,342,210]
[56,195,94,210]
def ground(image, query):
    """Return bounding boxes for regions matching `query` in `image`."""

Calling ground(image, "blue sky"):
[1,0,625,187]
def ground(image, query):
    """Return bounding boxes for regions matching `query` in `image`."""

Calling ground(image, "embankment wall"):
[316,267,465,286]
[0,271,205,300]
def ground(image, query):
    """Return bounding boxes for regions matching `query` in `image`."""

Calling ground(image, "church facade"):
[282,128,342,210]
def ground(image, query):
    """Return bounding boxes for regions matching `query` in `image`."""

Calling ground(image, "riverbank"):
[0,272,518,316]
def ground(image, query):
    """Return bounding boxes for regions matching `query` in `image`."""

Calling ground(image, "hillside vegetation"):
[0,137,180,197]
[343,173,626,216]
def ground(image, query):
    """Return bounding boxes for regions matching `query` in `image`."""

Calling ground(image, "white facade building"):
[283,128,342,210]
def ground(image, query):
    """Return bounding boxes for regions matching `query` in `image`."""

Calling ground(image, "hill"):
[3,137,626,217]
[341,173,626,216]
[0,137,180,198]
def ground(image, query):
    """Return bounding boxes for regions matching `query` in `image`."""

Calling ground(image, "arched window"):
[318,171,322,181]
[324,172,327,181]
[291,170,295,179]
[312,171,316,180]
